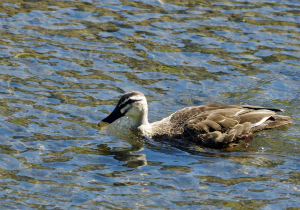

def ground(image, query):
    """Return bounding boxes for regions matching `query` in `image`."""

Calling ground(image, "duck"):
[98,91,292,148]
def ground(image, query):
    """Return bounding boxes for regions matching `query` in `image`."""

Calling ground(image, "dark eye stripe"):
[120,104,131,114]
[119,101,130,110]
[118,99,142,110]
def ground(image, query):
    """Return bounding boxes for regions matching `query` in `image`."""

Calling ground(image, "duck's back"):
[150,104,292,148]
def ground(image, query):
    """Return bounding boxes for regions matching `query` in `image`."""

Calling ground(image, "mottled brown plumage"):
[99,91,292,148]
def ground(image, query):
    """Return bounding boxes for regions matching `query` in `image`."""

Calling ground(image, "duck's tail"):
[250,114,292,132]
[200,114,292,148]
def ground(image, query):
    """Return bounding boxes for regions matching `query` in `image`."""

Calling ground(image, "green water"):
[0,0,299,209]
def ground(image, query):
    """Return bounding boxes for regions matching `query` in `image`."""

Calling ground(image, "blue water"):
[0,0,299,209]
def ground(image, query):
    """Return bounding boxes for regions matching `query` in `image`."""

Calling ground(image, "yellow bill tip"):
[99,121,110,127]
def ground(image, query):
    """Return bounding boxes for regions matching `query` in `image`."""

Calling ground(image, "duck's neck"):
[131,109,150,128]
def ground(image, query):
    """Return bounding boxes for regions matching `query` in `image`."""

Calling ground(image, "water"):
[0,0,299,209]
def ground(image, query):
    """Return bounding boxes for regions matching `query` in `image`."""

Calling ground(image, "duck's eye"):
[118,98,141,113]
[128,98,142,103]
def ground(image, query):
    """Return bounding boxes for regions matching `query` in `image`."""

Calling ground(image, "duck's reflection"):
[97,122,147,168]
[96,143,147,168]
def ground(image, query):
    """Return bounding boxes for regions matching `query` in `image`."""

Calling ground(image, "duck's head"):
[98,91,149,128]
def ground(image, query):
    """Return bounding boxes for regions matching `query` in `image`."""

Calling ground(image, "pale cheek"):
[125,107,140,117]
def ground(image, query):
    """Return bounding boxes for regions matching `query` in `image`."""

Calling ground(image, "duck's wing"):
[170,105,291,148]
[169,104,276,126]
[169,104,241,125]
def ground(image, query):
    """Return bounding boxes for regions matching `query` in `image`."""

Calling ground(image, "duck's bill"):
[98,107,124,127]
[98,121,110,127]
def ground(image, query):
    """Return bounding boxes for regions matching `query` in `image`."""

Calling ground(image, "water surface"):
[0,0,299,209]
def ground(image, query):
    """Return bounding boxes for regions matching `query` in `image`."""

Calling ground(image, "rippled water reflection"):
[0,0,299,209]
